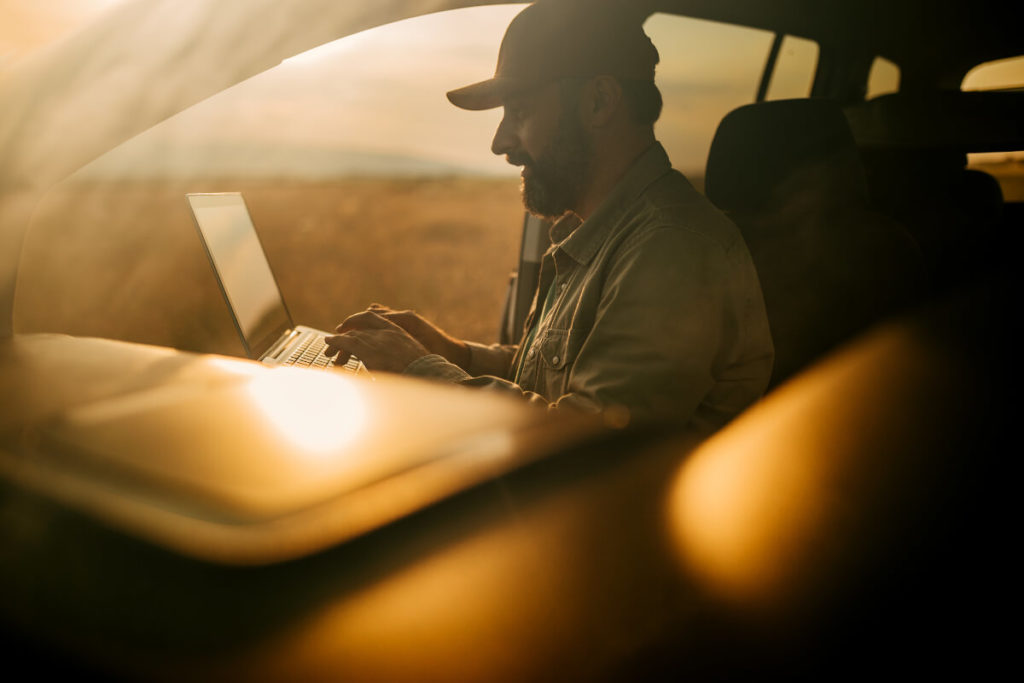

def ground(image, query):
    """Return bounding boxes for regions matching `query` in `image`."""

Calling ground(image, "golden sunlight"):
[667,392,828,605]
[665,320,959,614]
[245,367,368,454]
[961,54,1024,90]
[0,0,123,69]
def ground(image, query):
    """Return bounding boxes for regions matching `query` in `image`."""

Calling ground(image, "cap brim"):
[446,77,523,111]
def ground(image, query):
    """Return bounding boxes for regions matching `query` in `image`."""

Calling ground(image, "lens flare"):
[244,368,367,455]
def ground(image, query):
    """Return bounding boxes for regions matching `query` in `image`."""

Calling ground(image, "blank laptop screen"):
[187,193,291,358]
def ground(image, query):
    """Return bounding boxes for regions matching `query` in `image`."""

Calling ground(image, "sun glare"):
[283,28,380,66]
[0,0,125,69]
[962,54,1024,91]
[244,368,368,455]
[203,356,265,377]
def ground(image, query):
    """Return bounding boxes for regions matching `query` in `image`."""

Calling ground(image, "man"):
[326,0,773,433]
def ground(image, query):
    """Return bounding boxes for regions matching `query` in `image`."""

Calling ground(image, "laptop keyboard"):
[283,335,361,372]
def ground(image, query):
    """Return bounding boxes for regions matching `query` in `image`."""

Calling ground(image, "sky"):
[0,1,785,179]
[0,0,122,69]
[2,1,1022,180]
[98,5,531,178]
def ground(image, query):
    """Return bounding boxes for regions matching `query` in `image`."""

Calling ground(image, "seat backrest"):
[706,99,926,387]
[858,147,1004,292]
[844,91,1019,292]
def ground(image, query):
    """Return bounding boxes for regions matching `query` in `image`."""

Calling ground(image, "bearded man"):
[326,0,774,433]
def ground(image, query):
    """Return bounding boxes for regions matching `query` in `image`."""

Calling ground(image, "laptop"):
[186,192,364,373]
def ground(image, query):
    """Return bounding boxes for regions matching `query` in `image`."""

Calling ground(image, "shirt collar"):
[549,142,673,266]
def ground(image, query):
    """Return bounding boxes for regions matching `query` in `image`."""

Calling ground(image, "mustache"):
[506,152,534,167]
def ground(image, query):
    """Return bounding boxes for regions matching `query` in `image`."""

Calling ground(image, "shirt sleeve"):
[402,353,561,410]
[401,343,516,384]
[465,341,517,377]
[403,226,739,423]
[562,226,728,422]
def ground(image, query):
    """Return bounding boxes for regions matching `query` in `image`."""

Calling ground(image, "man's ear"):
[580,75,623,128]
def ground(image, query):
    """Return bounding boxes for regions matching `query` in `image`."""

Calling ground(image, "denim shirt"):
[405,143,773,433]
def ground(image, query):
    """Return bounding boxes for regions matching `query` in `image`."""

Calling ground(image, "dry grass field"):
[15,177,525,357]
[972,159,1024,202]
[14,164,1010,361]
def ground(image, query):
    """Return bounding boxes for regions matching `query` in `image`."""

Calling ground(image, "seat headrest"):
[845,91,1024,152]
[705,98,866,212]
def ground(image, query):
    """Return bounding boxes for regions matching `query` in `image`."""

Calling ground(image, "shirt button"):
[527,348,535,359]
[560,282,567,291]
[552,355,560,364]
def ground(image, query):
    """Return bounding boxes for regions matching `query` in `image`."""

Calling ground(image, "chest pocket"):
[538,328,570,371]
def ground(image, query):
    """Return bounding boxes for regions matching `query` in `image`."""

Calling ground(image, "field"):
[972,159,1024,202]
[15,177,525,357]
[18,161,1007,362]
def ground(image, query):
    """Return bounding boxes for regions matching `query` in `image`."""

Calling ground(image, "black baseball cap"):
[447,0,659,111]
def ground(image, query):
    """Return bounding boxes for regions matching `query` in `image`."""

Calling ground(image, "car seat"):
[857,147,1004,292]
[844,90,1019,294]
[704,98,927,388]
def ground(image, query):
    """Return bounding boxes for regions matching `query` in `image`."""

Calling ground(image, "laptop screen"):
[187,193,291,358]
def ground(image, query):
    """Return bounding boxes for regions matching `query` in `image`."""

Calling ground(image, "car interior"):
[0,0,1019,679]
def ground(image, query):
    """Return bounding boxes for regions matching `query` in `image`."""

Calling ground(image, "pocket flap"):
[539,330,568,370]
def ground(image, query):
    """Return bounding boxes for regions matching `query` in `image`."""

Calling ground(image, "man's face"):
[492,80,593,219]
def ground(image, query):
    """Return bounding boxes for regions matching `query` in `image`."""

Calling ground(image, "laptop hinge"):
[264,329,301,362]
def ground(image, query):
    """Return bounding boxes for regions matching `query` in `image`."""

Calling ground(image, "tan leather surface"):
[0,334,602,564]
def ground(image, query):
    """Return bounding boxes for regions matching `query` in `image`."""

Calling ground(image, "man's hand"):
[325,311,430,374]
[362,304,471,371]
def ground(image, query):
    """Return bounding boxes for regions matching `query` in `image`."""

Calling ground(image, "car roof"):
[639,0,1022,88]
[3,0,1018,184]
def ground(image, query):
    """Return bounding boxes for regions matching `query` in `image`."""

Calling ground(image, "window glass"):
[0,0,126,73]
[17,6,775,352]
[968,151,1024,202]
[961,58,1024,201]
[16,5,528,352]
[644,13,774,190]
[866,56,900,99]
[962,55,1024,91]
[764,35,819,101]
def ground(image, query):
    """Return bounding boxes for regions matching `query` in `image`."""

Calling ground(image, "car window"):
[961,56,1024,201]
[967,151,1024,202]
[764,35,819,101]
[961,55,1024,91]
[866,56,900,99]
[16,6,774,353]
[0,0,126,73]
[644,13,774,191]
[15,4,528,353]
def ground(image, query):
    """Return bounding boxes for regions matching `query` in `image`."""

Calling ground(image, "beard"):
[515,108,593,219]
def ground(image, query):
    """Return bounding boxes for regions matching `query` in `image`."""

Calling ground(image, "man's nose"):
[491,113,517,158]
